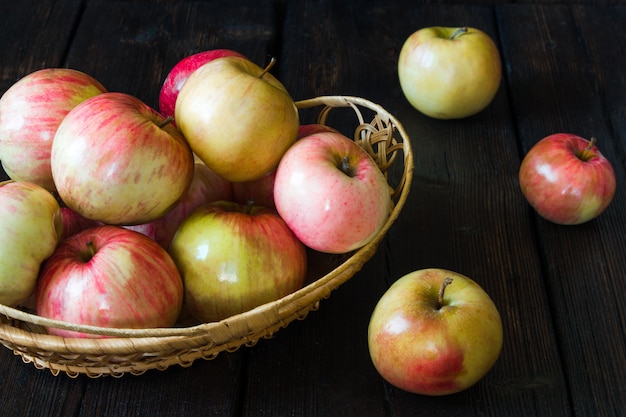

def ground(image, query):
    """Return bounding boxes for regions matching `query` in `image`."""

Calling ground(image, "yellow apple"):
[169,201,307,323]
[0,181,63,306]
[398,27,501,119]
[175,56,300,182]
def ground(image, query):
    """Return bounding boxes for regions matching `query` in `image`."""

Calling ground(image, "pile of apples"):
[0,49,392,337]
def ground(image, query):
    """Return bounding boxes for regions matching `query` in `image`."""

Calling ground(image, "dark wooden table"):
[0,1,624,416]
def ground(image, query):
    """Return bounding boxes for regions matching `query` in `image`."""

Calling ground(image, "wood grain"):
[501,4,626,417]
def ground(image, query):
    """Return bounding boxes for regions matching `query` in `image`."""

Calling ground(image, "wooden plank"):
[243,1,571,416]
[77,355,246,416]
[567,7,626,416]
[0,1,84,90]
[0,359,85,416]
[499,4,626,417]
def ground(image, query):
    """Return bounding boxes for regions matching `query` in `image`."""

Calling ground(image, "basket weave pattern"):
[0,96,414,377]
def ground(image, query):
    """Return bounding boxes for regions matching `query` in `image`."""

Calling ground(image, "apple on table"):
[0,181,63,306]
[36,225,184,338]
[398,26,501,119]
[175,56,300,182]
[518,133,616,225]
[168,200,307,323]
[274,130,391,254]
[0,68,107,192]
[51,92,195,226]
[368,268,503,396]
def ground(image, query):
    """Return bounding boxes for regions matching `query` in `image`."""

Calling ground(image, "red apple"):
[519,133,616,225]
[36,225,184,338]
[398,27,501,119]
[0,68,107,192]
[125,161,233,248]
[297,123,339,138]
[159,49,246,121]
[175,56,300,182]
[168,200,307,323]
[368,268,503,396]
[60,207,102,239]
[51,92,194,225]
[274,131,391,254]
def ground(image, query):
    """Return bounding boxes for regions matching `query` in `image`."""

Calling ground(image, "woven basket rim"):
[0,95,414,375]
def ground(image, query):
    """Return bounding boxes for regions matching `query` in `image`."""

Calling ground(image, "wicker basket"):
[0,95,414,377]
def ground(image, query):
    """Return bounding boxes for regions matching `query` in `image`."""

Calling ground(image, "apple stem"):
[86,241,96,256]
[450,27,469,40]
[340,156,353,176]
[578,137,597,161]
[259,57,276,79]
[158,116,174,129]
[438,277,454,309]
[81,241,97,262]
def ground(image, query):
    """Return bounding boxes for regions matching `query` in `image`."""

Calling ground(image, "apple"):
[297,123,339,138]
[273,131,391,254]
[368,268,503,396]
[125,160,233,248]
[60,206,102,239]
[36,225,184,338]
[0,68,107,192]
[175,56,300,182]
[398,26,501,119]
[168,200,307,323]
[519,133,616,225]
[0,181,63,306]
[51,92,194,225]
[159,49,246,121]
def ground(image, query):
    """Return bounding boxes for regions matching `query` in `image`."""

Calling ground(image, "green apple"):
[398,27,501,119]
[0,181,63,306]
[168,200,307,323]
[368,268,503,395]
[175,56,300,182]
